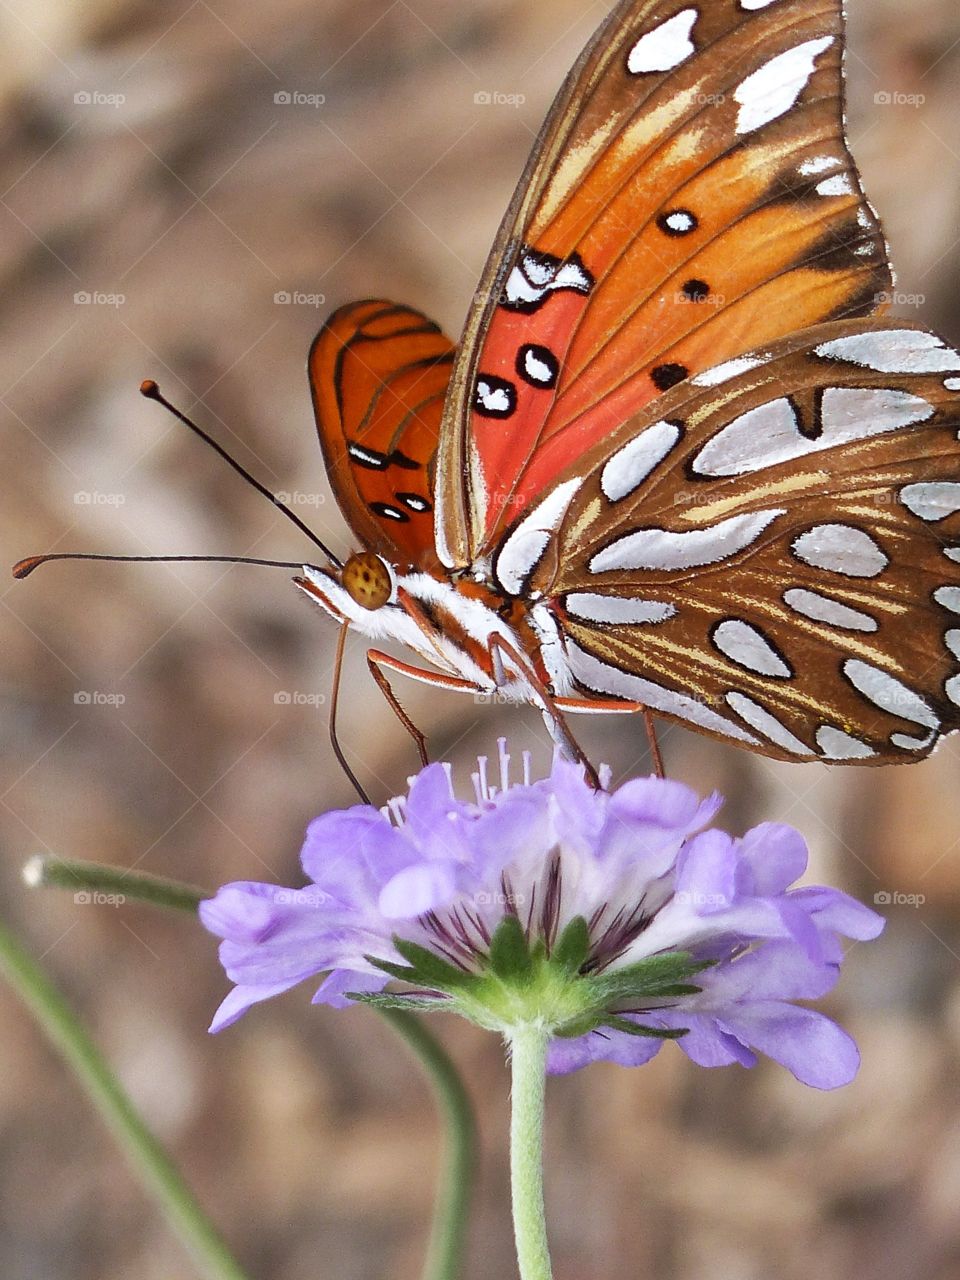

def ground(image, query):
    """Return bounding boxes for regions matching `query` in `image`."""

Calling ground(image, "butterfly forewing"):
[542,321,960,762]
[436,0,890,565]
[309,301,455,568]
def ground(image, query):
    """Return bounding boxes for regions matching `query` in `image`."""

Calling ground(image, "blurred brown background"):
[3,1,960,1277]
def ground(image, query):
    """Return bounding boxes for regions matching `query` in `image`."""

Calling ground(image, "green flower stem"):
[24,854,205,913]
[0,916,252,1280]
[379,1010,476,1280]
[508,1024,553,1280]
[23,857,477,1280]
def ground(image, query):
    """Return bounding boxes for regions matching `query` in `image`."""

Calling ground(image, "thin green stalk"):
[379,1009,475,1280]
[24,854,205,912]
[23,857,477,1280]
[508,1024,552,1280]
[0,916,252,1280]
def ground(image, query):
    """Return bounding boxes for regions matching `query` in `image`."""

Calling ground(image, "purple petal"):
[301,807,411,893]
[546,1028,663,1075]
[720,1002,861,1089]
[790,886,886,941]
[200,883,286,944]
[653,1010,758,1069]
[209,979,302,1032]
[675,829,737,912]
[312,969,387,1009]
[737,823,809,895]
[379,860,460,919]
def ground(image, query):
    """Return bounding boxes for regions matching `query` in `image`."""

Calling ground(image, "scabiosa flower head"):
[201,744,883,1089]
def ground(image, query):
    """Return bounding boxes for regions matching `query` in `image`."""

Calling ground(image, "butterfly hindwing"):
[436,0,891,566]
[309,301,455,568]
[535,321,960,762]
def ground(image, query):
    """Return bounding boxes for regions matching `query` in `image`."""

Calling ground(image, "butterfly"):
[17,0,960,780]
[292,0,960,771]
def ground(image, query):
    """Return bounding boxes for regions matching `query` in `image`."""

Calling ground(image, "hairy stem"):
[508,1024,553,1280]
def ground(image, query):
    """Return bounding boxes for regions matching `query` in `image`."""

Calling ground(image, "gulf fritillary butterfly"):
[16,0,960,778]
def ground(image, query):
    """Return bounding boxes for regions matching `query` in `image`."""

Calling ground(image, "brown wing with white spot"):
[533,321,960,763]
[436,0,891,567]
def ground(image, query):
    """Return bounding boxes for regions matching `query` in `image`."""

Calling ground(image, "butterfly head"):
[341,551,394,611]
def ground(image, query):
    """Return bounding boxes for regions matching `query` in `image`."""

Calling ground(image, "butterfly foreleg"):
[366,650,483,770]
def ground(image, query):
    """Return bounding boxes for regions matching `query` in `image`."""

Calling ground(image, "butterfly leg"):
[643,710,665,780]
[486,633,602,790]
[366,649,482,769]
[553,696,665,778]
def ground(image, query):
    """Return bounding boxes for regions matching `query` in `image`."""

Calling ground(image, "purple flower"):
[201,745,883,1089]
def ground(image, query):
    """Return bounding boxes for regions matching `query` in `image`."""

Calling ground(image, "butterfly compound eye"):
[341,552,393,611]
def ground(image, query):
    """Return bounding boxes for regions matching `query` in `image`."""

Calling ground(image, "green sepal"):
[591,953,712,1003]
[391,938,476,991]
[551,916,589,973]
[604,1015,688,1040]
[489,914,533,980]
[351,992,450,1013]
[367,957,420,984]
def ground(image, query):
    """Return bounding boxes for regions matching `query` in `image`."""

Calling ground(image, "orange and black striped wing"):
[434,0,891,567]
[309,301,455,569]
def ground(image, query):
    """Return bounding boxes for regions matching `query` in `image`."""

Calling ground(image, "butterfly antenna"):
[13,553,320,580]
[139,380,343,570]
[329,622,372,804]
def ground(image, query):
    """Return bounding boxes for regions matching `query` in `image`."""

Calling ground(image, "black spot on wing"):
[651,363,689,392]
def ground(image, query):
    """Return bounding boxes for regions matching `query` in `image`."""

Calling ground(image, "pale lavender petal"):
[547,1029,662,1075]
[379,860,461,919]
[209,979,303,1032]
[720,1002,861,1089]
[200,883,286,944]
[674,829,737,912]
[790,887,886,940]
[651,1010,757,1069]
[312,969,388,1008]
[301,807,411,893]
[737,823,809,895]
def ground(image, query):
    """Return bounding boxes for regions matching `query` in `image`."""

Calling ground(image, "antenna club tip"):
[12,556,43,580]
[140,379,161,399]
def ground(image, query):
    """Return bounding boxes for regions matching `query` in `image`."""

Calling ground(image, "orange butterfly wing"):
[309,301,455,569]
[435,0,890,566]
